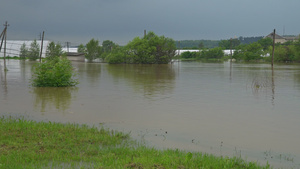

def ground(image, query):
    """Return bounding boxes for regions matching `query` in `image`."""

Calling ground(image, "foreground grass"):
[0,117,270,169]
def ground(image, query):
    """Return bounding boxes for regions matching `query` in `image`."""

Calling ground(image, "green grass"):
[0,116,270,169]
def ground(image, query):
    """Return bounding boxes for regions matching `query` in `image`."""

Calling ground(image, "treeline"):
[175,40,219,49]
[180,38,300,63]
[176,36,264,49]
[78,32,177,64]
[17,40,64,61]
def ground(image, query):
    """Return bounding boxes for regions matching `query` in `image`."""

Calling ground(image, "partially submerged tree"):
[85,39,102,62]
[77,44,86,54]
[19,43,28,59]
[31,56,78,87]
[28,40,40,61]
[46,42,64,59]
[124,31,176,64]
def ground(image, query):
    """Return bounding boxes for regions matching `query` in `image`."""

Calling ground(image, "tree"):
[219,39,240,49]
[181,51,198,59]
[85,39,102,62]
[257,38,273,50]
[233,42,263,61]
[125,31,176,64]
[199,47,224,60]
[28,40,40,61]
[198,42,205,49]
[295,38,300,61]
[46,42,64,59]
[102,40,116,52]
[77,44,86,54]
[31,56,78,87]
[19,43,28,59]
[105,47,127,64]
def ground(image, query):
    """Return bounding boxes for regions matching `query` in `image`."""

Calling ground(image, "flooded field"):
[1,60,300,168]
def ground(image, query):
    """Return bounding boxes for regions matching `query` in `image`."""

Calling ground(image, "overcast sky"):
[1,0,300,46]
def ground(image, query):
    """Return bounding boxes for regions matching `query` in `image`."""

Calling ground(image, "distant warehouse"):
[0,40,84,61]
[0,40,50,58]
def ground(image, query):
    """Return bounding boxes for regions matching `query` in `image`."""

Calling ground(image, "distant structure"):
[265,32,299,44]
[0,40,49,58]
[65,52,85,62]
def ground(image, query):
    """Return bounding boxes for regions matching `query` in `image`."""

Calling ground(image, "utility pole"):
[230,38,233,63]
[3,21,9,71]
[0,27,5,51]
[271,29,275,68]
[144,30,146,38]
[178,41,180,55]
[39,31,44,62]
[66,42,70,52]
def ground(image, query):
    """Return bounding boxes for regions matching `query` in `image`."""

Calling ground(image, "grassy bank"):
[0,117,270,168]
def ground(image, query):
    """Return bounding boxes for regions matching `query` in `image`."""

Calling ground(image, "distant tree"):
[125,31,176,64]
[199,47,224,59]
[272,45,296,62]
[105,47,127,64]
[219,39,240,49]
[46,42,64,59]
[102,40,116,52]
[176,40,219,49]
[233,42,263,61]
[85,39,102,62]
[28,40,40,61]
[77,44,86,54]
[295,38,300,61]
[257,38,273,50]
[198,42,205,49]
[181,51,198,59]
[19,43,28,59]
[239,36,264,44]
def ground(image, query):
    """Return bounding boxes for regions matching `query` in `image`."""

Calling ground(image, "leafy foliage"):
[31,56,78,87]
[46,42,64,59]
[199,47,224,60]
[233,42,263,61]
[219,39,240,49]
[19,43,28,59]
[181,51,199,59]
[176,40,220,49]
[125,32,176,64]
[28,40,40,61]
[105,47,127,64]
[85,39,102,62]
[77,44,86,54]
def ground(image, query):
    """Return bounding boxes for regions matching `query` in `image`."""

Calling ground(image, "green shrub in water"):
[31,56,78,87]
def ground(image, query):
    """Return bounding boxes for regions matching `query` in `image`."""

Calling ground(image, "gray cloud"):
[1,0,300,45]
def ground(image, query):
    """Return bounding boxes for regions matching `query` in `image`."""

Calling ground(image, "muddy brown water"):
[1,60,300,168]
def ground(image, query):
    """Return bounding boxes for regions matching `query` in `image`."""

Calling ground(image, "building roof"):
[265,33,285,39]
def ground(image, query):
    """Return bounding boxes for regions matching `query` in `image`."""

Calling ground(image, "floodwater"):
[1,60,300,168]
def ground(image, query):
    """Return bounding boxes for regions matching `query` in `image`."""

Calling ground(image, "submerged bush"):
[31,56,78,87]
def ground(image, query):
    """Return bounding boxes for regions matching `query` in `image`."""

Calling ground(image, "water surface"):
[1,60,300,168]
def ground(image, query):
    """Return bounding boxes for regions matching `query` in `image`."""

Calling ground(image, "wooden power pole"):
[39,31,44,62]
[3,21,9,71]
[271,29,276,68]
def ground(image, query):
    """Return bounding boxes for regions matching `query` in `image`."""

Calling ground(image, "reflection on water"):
[106,64,176,98]
[0,69,7,99]
[32,87,78,113]
[248,69,275,105]
[1,60,300,168]
[74,62,102,84]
